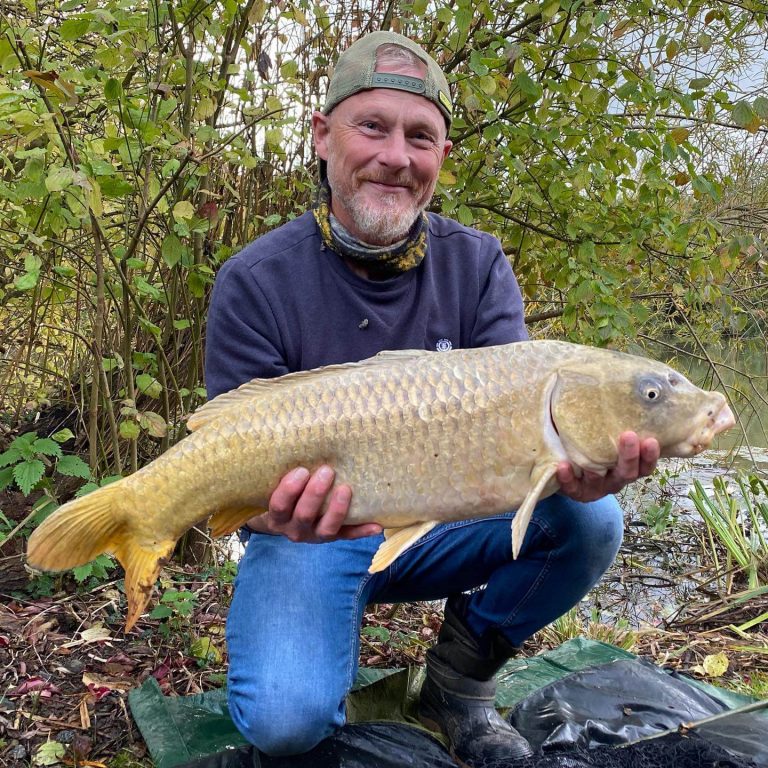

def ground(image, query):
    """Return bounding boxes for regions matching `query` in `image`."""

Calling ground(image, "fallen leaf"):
[61,624,111,648]
[702,652,729,678]
[8,677,61,697]
[81,672,132,700]
[33,741,66,766]
[79,697,91,729]
[151,661,171,681]
[190,636,222,663]
[103,652,136,675]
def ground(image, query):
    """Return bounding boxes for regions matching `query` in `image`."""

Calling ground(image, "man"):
[205,31,659,767]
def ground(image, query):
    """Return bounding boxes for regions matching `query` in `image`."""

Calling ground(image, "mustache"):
[358,173,415,189]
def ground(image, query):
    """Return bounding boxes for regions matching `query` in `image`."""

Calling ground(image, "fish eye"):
[637,376,665,403]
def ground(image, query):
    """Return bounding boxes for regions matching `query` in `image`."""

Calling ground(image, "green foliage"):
[0,1,766,571]
[24,571,57,599]
[537,606,636,651]
[108,749,154,768]
[0,508,13,544]
[213,558,238,584]
[150,587,198,635]
[0,431,90,496]
[72,553,116,585]
[642,499,676,537]
[33,740,67,766]
[690,474,768,592]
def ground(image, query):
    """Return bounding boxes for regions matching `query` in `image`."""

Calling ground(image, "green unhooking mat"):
[128,639,768,768]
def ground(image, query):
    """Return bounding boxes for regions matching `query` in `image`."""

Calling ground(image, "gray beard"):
[347,192,421,244]
[327,168,424,245]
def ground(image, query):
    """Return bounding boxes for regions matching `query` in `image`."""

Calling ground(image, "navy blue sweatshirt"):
[205,211,527,399]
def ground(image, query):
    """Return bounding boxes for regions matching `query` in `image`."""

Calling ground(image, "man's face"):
[313,77,452,246]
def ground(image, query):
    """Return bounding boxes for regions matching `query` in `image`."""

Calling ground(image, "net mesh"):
[489,733,760,768]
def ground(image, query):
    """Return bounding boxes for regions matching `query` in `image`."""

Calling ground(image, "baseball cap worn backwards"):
[322,31,452,126]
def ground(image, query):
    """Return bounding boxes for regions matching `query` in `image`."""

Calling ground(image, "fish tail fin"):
[27,483,127,572]
[511,464,559,559]
[26,483,175,632]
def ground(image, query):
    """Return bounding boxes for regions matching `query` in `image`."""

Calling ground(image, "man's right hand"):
[245,465,383,543]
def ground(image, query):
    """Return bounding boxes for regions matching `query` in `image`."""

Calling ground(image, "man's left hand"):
[556,431,660,503]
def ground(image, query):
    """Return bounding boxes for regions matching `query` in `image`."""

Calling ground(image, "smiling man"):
[205,30,659,767]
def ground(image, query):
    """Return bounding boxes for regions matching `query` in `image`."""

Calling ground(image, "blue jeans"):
[226,494,623,755]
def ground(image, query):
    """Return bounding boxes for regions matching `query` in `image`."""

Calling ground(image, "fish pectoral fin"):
[209,506,266,538]
[369,521,438,574]
[511,463,559,560]
[119,539,176,633]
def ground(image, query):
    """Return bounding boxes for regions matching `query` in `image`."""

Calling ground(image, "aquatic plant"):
[689,474,768,592]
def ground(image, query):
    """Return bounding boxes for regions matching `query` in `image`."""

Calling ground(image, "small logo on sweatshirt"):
[436,338,453,352]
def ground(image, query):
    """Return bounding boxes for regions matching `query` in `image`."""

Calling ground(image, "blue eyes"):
[358,123,435,144]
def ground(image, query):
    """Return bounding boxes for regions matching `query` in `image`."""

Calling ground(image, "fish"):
[26,340,735,630]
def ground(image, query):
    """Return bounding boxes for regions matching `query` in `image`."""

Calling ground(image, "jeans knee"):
[229,690,340,756]
[539,494,624,575]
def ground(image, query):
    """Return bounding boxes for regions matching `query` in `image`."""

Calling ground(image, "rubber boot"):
[418,596,534,767]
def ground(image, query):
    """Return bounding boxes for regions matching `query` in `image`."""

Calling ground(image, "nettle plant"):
[0,429,91,496]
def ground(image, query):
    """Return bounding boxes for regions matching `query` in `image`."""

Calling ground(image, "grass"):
[689,473,768,592]
[109,750,154,768]
[536,607,637,652]
[728,670,768,699]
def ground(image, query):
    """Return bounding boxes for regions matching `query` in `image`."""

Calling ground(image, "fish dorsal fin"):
[368,521,437,573]
[188,349,433,431]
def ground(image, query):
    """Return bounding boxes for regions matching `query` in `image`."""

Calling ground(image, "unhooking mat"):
[128,638,768,768]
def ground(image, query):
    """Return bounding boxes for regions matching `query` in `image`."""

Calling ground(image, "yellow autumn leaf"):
[438,169,457,186]
[173,201,195,220]
[89,179,103,217]
[702,652,729,678]
[190,636,222,663]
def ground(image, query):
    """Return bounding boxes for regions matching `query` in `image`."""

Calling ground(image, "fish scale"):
[26,340,735,630]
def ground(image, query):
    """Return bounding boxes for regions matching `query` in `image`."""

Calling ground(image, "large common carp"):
[27,341,734,630]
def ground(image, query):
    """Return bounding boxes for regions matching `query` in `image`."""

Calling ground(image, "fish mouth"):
[667,399,736,457]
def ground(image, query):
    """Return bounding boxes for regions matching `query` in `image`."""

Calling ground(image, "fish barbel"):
[27,341,735,630]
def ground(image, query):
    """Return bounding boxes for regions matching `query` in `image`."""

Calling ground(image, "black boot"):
[418,596,534,767]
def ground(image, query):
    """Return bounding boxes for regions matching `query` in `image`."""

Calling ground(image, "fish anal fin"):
[369,521,437,573]
[511,463,559,559]
[209,507,265,538]
[119,539,176,633]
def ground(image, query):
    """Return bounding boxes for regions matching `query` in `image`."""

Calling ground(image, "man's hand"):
[556,432,660,503]
[245,465,383,543]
